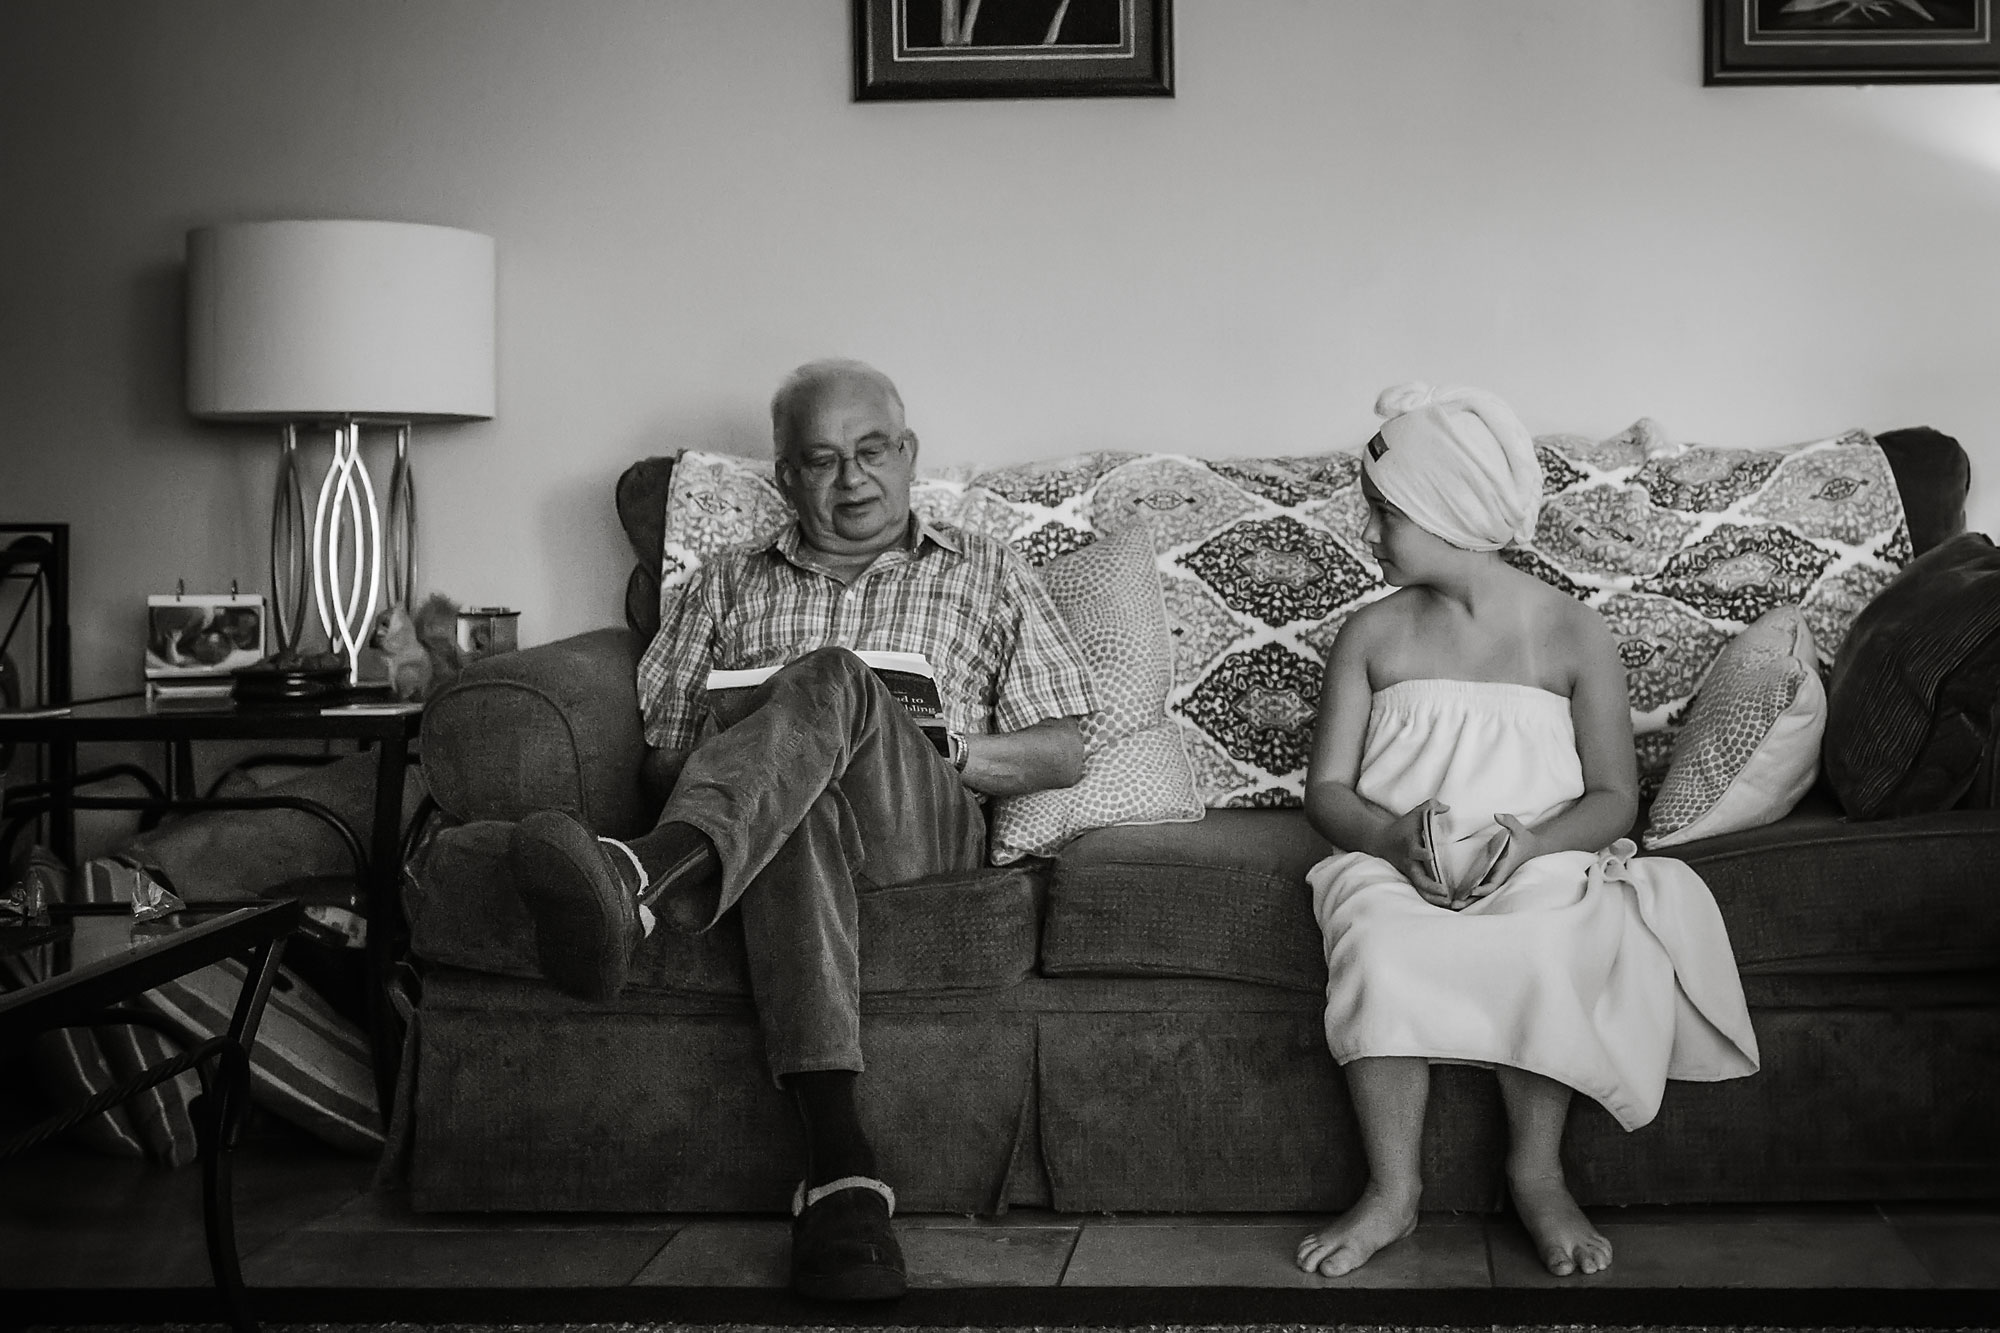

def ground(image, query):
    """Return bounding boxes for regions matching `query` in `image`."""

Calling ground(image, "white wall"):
[4,0,1998,698]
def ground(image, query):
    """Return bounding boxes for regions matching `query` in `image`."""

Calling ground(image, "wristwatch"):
[946,729,969,772]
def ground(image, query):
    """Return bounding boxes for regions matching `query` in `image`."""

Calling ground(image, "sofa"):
[384,422,2000,1217]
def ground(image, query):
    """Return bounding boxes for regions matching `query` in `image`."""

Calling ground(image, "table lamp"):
[186,219,495,683]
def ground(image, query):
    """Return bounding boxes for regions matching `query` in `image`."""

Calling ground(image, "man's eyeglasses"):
[785,433,911,485]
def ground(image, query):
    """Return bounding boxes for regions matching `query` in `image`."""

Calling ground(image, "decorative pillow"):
[1643,606,1826,848]
[988,523,1204,863]
[1825,531,2000,820]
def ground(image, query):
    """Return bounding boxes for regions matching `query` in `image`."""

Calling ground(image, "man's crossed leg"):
[510,646,985,1300]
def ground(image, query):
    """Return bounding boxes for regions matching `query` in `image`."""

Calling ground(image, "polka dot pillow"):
[989,522,1204,862]
[1643,605,1826,848]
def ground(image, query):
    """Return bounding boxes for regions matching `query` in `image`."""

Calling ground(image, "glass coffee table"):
[1,899,302,1333]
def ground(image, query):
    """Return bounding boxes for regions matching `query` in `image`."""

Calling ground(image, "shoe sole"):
[793,1264,908,1301]
[511,813,629,1001]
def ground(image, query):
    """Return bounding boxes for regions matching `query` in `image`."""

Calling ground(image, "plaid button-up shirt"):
[637,519,1097,753]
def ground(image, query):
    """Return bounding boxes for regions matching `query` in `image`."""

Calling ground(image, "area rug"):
[13,1294,1998,1333]
[16,1326,2000,1333]
[15,1323,2000,1333]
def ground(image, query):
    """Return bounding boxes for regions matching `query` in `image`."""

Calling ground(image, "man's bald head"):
[770,359,907,458]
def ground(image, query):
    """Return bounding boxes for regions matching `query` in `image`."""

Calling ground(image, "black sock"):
[784,1069,877,1189]
[627,821,721,928]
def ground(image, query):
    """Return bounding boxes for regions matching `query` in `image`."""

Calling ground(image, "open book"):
[706,649,951,756]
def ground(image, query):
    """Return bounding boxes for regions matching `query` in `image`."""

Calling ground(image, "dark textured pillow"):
[1825,532,2000,819]
[615,455,677,637]
[1872,426,1969,559]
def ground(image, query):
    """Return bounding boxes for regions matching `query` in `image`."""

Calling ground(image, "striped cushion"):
[9,855,382,1160]
[139,957,383,1155]
[0,858,204,1164]
[0,852,158,1159]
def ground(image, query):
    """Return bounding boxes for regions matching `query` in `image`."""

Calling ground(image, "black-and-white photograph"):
[3,3,1996,1329]
[143,592,267,677]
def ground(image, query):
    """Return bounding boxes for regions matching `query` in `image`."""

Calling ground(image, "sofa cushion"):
[1040,799,2000,991]
[1825,531,2000,820]
[1643,605,1825,848]
[990,522,1202,863]
[1674,792,2000,974]
[1041,809,1333,993]
[406,820,1044,997]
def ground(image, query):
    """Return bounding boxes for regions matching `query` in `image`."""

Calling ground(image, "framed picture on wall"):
[853,0,1173,101]
[1706,0,2000,84]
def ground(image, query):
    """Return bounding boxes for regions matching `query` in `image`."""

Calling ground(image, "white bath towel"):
[1308,679,1759,1130]
[1366,382,1541,552]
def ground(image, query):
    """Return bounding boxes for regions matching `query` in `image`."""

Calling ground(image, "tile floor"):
[3,1121,1996,1323]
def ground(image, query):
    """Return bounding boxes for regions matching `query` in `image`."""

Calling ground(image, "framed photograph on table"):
[1706,0,2000,84]
[145,593,267,678]
[854,0,1173,101]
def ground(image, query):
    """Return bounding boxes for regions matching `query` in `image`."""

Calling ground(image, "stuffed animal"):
[364,593,465,701]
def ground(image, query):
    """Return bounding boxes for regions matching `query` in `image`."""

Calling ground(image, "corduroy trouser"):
[658,646,986,1080]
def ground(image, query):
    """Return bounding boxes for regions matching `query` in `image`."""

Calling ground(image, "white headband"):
[1362,382,1541,552]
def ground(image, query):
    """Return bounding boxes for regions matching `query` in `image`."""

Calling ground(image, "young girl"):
[1296,383,1760,1280]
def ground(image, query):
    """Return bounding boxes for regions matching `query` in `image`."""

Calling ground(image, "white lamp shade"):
[187,220,495,422]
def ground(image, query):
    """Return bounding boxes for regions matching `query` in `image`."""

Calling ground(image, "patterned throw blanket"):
[658,422,1907,808]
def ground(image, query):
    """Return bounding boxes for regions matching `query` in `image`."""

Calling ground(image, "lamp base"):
[231,655,350,705]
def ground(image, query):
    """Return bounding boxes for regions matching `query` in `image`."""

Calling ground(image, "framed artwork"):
[853,0,1173,101]
[1706,0,2000,84]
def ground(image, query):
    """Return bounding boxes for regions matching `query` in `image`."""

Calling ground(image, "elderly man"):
[509,359,1096,1301]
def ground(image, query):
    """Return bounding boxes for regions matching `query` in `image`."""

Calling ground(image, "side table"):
[1,899,303,1333]
[0,697,422,1113]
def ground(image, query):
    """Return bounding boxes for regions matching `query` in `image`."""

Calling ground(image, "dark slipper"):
[509,810,641,1001]
[790,1176,906,1301]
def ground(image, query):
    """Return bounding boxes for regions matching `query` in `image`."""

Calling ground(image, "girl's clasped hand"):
[1393,801,1543,910]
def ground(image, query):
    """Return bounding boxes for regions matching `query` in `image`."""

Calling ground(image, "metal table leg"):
[365,731,413,1115]
[200,931,289,1333]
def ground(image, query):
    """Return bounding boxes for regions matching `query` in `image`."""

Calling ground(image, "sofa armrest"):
[421,627,656,838]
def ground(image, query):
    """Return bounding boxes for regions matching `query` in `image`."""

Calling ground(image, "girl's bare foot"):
[1509,1168,1612,1276]
[1295,1181,1420,1278]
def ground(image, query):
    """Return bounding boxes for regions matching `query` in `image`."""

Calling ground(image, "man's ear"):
[771,455,803,512]
[903,429,920,467]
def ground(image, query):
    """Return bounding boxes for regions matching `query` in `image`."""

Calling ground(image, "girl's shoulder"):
[1503,564,1602,625]
[1348,585,1421,624]
[1335,587,1421,644]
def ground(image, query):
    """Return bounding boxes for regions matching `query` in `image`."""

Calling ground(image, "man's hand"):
[960,716,1085,796]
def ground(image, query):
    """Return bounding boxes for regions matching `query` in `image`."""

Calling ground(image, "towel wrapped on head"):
[1364,382,1541,552]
